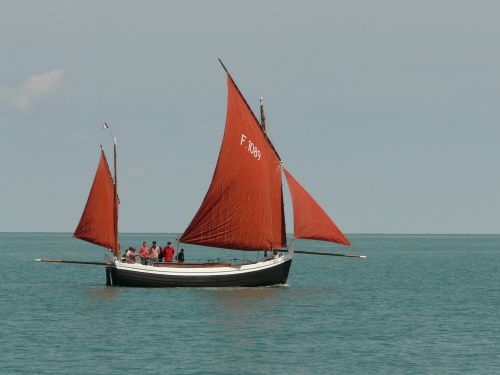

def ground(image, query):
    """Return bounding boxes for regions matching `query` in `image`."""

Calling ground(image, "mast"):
[102,121,120,257]
[259,96,287,250]
[113,137,119,258]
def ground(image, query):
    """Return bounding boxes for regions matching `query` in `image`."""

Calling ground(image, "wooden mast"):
[260,97,269,257]
[113,137,119,258]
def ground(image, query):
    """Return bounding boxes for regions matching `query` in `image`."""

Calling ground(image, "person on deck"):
[158,243,164,262]
[125,247,138,264]
[150,241,161,265]
[163,242,175,262]
[139,242,151,265]
[176,248,185,263]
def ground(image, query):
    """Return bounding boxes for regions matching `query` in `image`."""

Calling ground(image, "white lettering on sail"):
[239,133,261,160]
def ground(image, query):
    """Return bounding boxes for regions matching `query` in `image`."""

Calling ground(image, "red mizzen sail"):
[74,150,118,251]
[283,168,351,246]
[180,74,286,251]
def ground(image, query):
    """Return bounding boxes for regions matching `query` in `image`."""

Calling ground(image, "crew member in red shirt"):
[139,241,151,265]
[163,242,175,262]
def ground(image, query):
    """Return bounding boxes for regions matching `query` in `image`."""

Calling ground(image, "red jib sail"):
[180,74,286,251]
[283,168,351,246]
[74,150,118,251]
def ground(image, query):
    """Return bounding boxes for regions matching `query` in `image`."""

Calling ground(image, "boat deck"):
[152,262,234,268]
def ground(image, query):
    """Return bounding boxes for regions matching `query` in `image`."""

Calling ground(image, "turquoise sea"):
[1,233,499,374]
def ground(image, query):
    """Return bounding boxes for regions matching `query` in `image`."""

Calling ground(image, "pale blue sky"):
[0,0,498,233]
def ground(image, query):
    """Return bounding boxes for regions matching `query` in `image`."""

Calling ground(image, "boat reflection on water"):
[198,286,288,322]
[86,286,119,300]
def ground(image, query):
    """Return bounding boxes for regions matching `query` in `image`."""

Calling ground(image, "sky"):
[0,0,498,234]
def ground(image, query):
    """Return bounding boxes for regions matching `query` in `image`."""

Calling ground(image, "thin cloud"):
[0,69,64,112]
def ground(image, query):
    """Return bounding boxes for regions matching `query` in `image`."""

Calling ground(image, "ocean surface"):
[1,233,499,374]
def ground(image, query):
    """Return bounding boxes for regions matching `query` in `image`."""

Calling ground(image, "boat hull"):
[110,257,292,288]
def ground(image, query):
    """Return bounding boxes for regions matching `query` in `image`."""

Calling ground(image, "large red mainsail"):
[180,74,286,250]
[283,168,351,246]
[74,150,118,251]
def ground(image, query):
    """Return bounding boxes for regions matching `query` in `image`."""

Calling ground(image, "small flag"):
[101,122,109,129]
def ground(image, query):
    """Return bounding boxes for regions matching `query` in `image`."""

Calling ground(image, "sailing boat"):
[70,61,354,287]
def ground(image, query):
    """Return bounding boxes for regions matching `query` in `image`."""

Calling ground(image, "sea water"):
[0,233,499,374]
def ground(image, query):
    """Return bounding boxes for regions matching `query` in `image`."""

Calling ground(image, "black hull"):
[110,259,292,288]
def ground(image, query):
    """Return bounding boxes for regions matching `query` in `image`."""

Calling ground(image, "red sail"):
[180,75,286,251]
[74,150,118,251]
[283,168,351,246]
